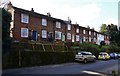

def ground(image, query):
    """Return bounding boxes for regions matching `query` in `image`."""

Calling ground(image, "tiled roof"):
[11,5,107,36]
[12,6,66,23]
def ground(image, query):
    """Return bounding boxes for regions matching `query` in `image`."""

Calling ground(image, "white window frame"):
[42,18,47,26]
[89,31,91,35]
[72,35,74,42]
[56,22,61,28]
[76,35,79,41]
[94,32,96,36]
[76,28,79,33]
[94,38,96,42]
[83,30,86,34]
[68,24,71,30]
[67,33,71,40]
[42,30,47,38]
[55,31,61,39]
[83,37,86,42]
[21,28,28,37]
[89,37,91,42]
[21,13,29,23]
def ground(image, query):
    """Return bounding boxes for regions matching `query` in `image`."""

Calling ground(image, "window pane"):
[76,28,79,33]
[89,31,91,35]
[83,30,86,34]
[94,32,96,36]
[55,31,61,39]
[68,24,71,30]
[21,14,29,23]
[21,28,28,37]
[42,18,47,26]
[67,33,71,40]
[76,35,79,41]
[42,30,47,38]
[56,22,61,28]
[89,37,91,42]
[83,37,86,42]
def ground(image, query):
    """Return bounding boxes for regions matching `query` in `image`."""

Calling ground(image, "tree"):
[2,8,12,54]
[99,24,108,35]
[100,24,120,46]
[107,24,119,46]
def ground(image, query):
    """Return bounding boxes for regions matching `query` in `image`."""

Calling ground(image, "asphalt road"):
[2,59,120,76]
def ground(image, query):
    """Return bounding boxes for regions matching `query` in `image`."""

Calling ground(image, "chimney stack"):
[6,2,12,10]
[68,17,71,23]
[31,8,34,12]
[47,12,51,17]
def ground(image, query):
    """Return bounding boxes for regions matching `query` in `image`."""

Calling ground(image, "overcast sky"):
[1,0,119,31]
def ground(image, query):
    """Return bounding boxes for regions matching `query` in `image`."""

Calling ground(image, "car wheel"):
[93,58,96,62]
[84,59,87,63]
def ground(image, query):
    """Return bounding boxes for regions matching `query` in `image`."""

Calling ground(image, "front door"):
[62,34,65,41]
[48,32,53,42]
[72,35,74,42]
[80,37,83,43]
[32,31,37,41]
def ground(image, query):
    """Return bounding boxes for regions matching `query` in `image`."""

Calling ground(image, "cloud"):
[49,3,101,29]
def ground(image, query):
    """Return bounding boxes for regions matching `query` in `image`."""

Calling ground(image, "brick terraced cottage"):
[5,2,110,45]
[5,3,66,43]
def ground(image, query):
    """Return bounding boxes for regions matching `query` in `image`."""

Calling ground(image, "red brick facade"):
[6,3,110,45]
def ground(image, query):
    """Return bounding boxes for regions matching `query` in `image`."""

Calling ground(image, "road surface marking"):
[81,70,105,75]
[51,65,63,68]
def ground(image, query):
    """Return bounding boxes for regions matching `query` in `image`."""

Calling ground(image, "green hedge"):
[34,44,44,51]
[44,45,53,51]
[3,51,75,69]
[53,45,65,52]
[3,51,19,69]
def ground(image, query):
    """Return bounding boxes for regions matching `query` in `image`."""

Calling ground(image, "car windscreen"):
[99,53,107,55]
[81,52,92,55]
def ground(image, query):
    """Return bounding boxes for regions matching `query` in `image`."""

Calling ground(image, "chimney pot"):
[31,8,34,12]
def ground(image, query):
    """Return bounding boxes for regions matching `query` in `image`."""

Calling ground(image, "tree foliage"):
[100,24,120,46]
[99,24,108,35]
[107,24,120,46]
[2,8,12,53]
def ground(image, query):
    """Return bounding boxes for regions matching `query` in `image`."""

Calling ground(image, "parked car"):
[75,51,96,63]
[98,52,110,60]
[117,53,120,58]
[109,53,118,59]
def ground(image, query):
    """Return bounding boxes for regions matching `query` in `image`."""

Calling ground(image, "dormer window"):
[21,13,29,23]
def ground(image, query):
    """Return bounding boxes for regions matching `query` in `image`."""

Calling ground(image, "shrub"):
[34,43,44,51]
[108,45,120,53]
[44,44,53,51]
[53,45,65,52]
